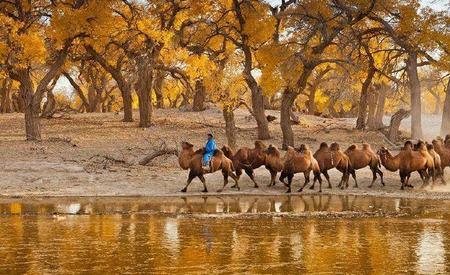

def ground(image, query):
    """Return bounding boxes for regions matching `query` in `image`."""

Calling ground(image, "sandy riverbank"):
[0,108,448,200]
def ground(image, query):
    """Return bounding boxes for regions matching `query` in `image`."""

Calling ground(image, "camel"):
[221,141,267,188]
[179,141,239,193]
[410,140,436,186]
[377,141,433,190]
[313,142,351,189]
[279,144,322,193]
[344,143,384,188]
[264,144,284,186]
[432,138,450,176]
[425,143,446,185]
[445,134,450,148]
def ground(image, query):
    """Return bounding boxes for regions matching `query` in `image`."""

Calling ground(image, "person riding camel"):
[203,133,216,172]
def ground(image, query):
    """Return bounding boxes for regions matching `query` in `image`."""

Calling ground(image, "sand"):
[0,108,449,200]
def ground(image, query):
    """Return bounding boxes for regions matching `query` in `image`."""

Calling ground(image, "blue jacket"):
[203,139,216,164]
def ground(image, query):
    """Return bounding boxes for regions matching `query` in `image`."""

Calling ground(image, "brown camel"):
[313,142,351,189]
[432,138,450,175]
[445,134,450,148]
[345,143,384,188]
[378,142,432,190]
[426,143,446,185]
[264,144,284,186]
[179,141,238,193]
[279,144,322,193]
[221,141,267,188]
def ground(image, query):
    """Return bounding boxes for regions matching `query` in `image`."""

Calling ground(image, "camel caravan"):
[178,135,450,193]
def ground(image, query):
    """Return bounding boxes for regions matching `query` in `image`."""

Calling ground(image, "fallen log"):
[138,148,179,166]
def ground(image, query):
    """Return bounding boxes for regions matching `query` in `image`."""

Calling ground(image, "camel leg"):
[298,171,310,192]
[439,167,446,185]
[218,171,229,192]
[377,168,384,186]
[268,169,277,187]
[315,172,323,193]
[181,171,196,192]
[235,167,243,181]
[350,168,358,188]
[369,167,377,188]
[231,167,242,188]
[279,171,289,187]
[244,166,258,188]
[286,174,293,193]
[400,171,408,190]
[323,170,332,189]
[198,175,208,193]
[229,172,240,191]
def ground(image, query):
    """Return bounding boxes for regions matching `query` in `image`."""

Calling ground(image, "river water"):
[0,195,449,274]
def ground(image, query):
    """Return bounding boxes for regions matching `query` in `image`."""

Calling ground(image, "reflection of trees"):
[0,198,449,273]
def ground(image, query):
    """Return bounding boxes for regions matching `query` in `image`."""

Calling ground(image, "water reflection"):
[0,196,449,273]
[1,195,447,217]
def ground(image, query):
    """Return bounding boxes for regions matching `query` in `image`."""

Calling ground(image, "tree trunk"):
[366,90,377,129]
[280,88,297,149]
[223,106,237,150]
[406,52,423,139]
[431,92,441,114]
[356,67,375,130]
[87,85,97,112]
[41,90,56,118]
[0,79,13,113]
[251,85,270,140]
[121,84,133,122]
[373,84,387,129]
[281,69,313,149]
[85,46,133,122]
[388,109,410,142]
[153,71,164,108]
[308,88,316,115]
[328,95,339,118]
[135,58,153,128]
[192,79,206,112]
[441,79,450,136]
[19,75,41,140]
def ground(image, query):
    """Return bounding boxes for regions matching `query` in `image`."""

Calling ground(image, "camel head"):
[221,145,233,158]
[330,142,340,151]
[296,143,309,153]
[377,147,389,161]
[181,141,194,151]
[432,139,444,149]
[415,140,426,150]
[403,140,413,150]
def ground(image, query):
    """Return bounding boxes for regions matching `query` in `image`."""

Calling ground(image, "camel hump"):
[194,148,204,155]
[266,144,279,156]
[285,146,296,159]
[427,144,434,151]
[404,140,413,149]
[330,142,340,151]
[254,140,266,149]
[286,146,295,152]
[213,149,223,157]
[320,142,328,149]
[362,143,371,150]
[346,144,357,152]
